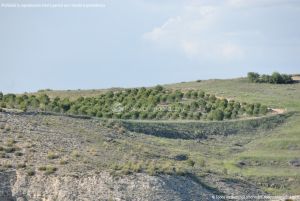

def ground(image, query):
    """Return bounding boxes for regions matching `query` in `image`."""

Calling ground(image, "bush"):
[27,169,35,176]
[4,147,16,153]
[247,72,293,84]
[260,105,268,115]
[38,165,57,175]
[208,109,224,121]
[154,85,164,92]
[44,166,58,175]
[47,152,59,159]
[16,163,26,169]
[247,72,260,83]
[187,159,195,167]
[38,166,47,171]
[15,152,23,156]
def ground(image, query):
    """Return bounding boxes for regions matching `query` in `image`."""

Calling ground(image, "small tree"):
[39,94,50,105]
[224,108,232,119]
[247,72,260,83]
[19,102,28,112]
[61,98,71,112]
[260,74,271,83]
[185,90,192,98]
[154,85,164,92]
[259,105,268,115]
[198,91,205,98]
[208,109,224,121]
[281,74,293,84]
[271,72,283,84]
[246,104,254,115]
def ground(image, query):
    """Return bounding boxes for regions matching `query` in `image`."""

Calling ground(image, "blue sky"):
[0,0,300,93]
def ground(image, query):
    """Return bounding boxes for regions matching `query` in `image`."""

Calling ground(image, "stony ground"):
[0,111,271,201]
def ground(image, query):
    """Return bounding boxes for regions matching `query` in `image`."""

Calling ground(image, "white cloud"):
[143,16,182,42]
[143,4,245,61]
[143,0,300,62]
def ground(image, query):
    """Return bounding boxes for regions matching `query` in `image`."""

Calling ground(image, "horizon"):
[2,73,299,95]
[1,0,300,93]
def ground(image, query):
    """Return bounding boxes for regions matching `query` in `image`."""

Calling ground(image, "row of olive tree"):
[0,86,269,121]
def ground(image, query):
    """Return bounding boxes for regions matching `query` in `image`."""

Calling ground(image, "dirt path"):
[270,108,286,114]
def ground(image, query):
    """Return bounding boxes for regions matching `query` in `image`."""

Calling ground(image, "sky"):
[0,0,300,93]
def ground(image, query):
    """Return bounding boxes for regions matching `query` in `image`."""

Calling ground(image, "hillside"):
[1,85,270,122]
[1,77,300,200]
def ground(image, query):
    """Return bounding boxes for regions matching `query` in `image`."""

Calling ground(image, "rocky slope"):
[1,171,218,201]
[0,112,266,201]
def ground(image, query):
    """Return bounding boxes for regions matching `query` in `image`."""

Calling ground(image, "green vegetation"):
[16,163,26,169]
[26,169,35,176]
[247,72,294,84]
[47,152,59,160]
[1,77,300,195]
[0,86,269,121]
[39,165,58,175]
[165,78,300,194]
[121,113,290,139]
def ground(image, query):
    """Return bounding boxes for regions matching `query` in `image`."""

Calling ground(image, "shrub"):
[246,104,254,115]
[16,163,26,169]
[187,159,195,167]
[3,163,12,168]
[4,147,16,153]
[27,169,35,176]
[223,168,228,175]
[224,109,232,119]
[38,166,47,171]
[6,139,16,146]
[0,152,6,158]
[19,102,28,112]
[45,166,58,175]
[199,159,206,167]
[47,152,59,159]
[72,151,80,158]
[174,154,188,161]
[247,72,293,84]
[154,85,164,92]
[260,105,268,115]
[59,159,68,165]
[39,94,50,105]
[247,72,260,83]
[15,152,23,156]
[208,109,224,121]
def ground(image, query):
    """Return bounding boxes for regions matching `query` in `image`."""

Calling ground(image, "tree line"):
[247,72,294,84]
[0,86,269,121]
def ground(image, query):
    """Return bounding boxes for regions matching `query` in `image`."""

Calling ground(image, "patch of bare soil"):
[270,108,286,114]
[292,75,300,82]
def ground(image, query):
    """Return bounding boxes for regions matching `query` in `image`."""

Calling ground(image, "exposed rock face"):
[1,171,215,201]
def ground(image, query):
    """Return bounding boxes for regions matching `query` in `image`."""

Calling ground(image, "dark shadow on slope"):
[0,171,17,201]
[121,113,293,140]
